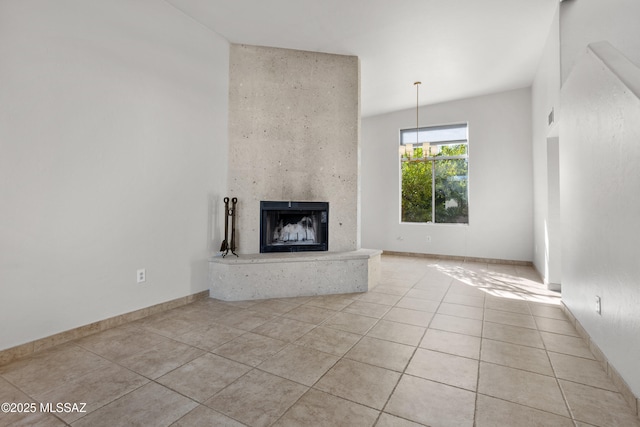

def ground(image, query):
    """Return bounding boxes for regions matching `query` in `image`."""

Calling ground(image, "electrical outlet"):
[137,269,146,284]
[426,235,432,243]
[595,296,601,315]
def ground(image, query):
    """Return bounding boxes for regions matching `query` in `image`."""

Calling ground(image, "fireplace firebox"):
[260,201,329,253]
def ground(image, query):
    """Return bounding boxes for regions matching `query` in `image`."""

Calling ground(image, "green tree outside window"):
[401,136,468,224]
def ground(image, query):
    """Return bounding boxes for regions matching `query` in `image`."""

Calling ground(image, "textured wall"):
[560,0,640,83]
[560,43,640,396]
[228,45,360,254]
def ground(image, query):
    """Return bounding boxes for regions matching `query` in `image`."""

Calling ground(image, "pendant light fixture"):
[400,81,428,160]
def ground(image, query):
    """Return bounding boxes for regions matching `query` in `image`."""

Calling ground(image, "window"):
[400,123,468,224]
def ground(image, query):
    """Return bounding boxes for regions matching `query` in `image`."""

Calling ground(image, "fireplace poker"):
[229,197,238,257]
[220,197,230,256]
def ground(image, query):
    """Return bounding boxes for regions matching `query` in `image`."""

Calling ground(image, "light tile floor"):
[1,255,639,426]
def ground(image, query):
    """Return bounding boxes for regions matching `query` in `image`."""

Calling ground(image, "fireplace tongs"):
[220,197,238,257]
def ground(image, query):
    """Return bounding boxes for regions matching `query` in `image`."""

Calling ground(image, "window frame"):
[399,122,469,225]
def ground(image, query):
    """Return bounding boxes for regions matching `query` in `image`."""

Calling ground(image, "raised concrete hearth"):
[209,249,381,301]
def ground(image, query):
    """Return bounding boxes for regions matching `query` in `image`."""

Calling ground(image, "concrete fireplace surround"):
[209,44,380,301]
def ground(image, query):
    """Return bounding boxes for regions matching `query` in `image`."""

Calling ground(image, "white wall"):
[531,6,561,286]
[0,0,229,350]
[362,88,533,262]
[560,43,640,397]
[560,0,640,83]
[531,0,640,398]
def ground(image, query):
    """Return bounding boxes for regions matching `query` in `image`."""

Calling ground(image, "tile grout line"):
[204,292,376,426]
[256,262,440,425]
[374,267,455,425]
[472,296,577,425]
[473,280,488,427]
[6,256,636,426]
[239,286,611,425]
[290,285,407,420]
[0,263,487,423]
[535,308,579,425]
[264,292,391,425]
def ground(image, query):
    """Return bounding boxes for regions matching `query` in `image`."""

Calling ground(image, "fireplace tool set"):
[220,197,238,257]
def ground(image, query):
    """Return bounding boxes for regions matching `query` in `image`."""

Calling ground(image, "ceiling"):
[166,0,558,117]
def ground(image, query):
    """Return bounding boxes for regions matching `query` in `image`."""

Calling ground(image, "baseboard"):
[381,250,533,266]
[560,302,640,418]
[0,290,210,367]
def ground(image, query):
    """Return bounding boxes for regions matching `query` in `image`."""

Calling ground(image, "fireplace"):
[260,201,329,253]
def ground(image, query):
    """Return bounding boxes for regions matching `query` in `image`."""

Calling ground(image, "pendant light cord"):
[414,81,421,145]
